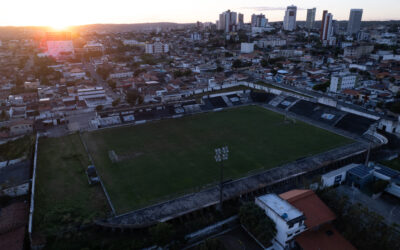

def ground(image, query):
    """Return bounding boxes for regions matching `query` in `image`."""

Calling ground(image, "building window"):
[334,175,342,184]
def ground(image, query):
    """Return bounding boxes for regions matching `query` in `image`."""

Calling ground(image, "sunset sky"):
[1,0,399,28]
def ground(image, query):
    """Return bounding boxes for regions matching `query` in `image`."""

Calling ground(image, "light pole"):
[215,146,229,211]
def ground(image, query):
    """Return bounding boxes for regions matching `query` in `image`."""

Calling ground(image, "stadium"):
[34,88,383,233]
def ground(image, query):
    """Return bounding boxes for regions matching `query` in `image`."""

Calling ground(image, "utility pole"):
[215,146,229,211]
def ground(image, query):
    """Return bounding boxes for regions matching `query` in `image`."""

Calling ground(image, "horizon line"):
[0,19,399,28]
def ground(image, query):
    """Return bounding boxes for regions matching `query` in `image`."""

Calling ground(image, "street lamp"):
[215,146,229,210]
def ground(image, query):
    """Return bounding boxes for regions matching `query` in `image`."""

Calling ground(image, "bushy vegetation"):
[126,89,143,105]
[318,188,400,250]
[372,180,389,194]
[173,69,192,78]
[0,135,34,161]
[149,223,176,247]
[196,238,226,250]
[312,82,330,92]
[239,203,276,247]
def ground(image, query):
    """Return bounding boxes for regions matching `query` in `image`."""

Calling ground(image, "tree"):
[216,66,224,72]
[239,203,277,247]
[372,180,389,194]
[198,238,226,250]
[140,54,156,65]
[107,80,116,89]
[134,68,145,77]
[261,58,269,68]
[96,66,111,80]
[389,102,400,114]
[149,223,175,247]
[0,110,8,121]
[95,105,103,112]
[313,82,330,92]
[173,69,192,78]
[318,188,400,250]
[349,68,358,73]
[232,59,242,69]
[15,76,24,87]
[126,89,143,105]
[112,98,120,107]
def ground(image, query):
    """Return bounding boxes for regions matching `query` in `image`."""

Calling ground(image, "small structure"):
[321,163,358,188]
[346,164,373,189]
[241,43,254,54]
[255,194,306,249]
[86,165,100,185]
[372,163,400,198]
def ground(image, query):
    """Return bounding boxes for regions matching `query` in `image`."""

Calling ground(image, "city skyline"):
[0,0,400,29]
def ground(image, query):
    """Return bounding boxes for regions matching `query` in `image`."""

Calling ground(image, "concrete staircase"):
[269,95,286,107]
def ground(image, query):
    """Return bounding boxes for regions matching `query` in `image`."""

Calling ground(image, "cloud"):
[241,6,305,11]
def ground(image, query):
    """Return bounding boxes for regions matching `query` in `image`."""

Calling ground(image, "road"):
[82,58,119,100]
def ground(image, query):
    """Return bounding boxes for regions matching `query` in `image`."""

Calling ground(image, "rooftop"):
[322,163,359,179]
[296,224,356,250]
[348,164,372,178]
[280,190,336,229]
[257,194,303,222]
[373,163,400,178]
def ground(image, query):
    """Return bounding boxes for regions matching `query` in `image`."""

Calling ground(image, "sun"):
[51,23,70,31]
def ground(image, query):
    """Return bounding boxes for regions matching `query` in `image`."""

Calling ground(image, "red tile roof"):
[296,224,356,250]
[0,202,28,250]
[0,226,25,250]
[279,190,336,229]
[342,89,360,96]
[0,202,28,234]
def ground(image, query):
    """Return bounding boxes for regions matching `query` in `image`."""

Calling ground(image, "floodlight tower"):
[215,146,229,210]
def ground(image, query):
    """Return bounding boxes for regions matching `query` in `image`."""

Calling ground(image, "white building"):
[77,87,111,108]
[191,33,202,41]
[347,9,363,35]
[84,42,104,52]
[344,45,374,59]
[218,10,237,33]
[145,42,169,54]
[251,14,268,27]
[330,73,358,93]
[241,43,254,54]
[45,32,74,59]
[109,71,134,79]
[321,164,359,187]
[256,194,306,250]
[306,8,316,30]
[251,26,275,34]
[46,41,74,58]
[123,40,142,46]
[257,38,287,48]
[283,5,297,31]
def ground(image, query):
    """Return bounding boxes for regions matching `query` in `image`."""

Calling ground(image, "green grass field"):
[0,135,34,161]
[82,106,352,213]
[35,135,108,235]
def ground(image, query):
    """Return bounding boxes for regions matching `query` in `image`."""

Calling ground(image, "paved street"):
[83,58,119,99]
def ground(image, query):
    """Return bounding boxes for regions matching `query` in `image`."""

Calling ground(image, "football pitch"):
[81,105,352,213]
